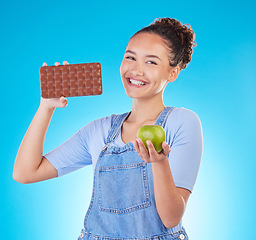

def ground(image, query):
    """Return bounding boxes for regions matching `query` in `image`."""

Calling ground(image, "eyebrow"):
[125,50,161,61]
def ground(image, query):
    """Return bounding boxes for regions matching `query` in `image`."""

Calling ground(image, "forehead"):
[126,32,169,58]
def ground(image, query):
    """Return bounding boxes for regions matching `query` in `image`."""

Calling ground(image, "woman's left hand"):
[132,138,171,163]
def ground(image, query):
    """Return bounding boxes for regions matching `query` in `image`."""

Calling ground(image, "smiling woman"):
[120,32,176,99]
[13,17,202,240]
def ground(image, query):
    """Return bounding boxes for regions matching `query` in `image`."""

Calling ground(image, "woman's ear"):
[168,66,180,83]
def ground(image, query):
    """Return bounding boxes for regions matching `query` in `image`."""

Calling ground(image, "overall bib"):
[78,107,189,240]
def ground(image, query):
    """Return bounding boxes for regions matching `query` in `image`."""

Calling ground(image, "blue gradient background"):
[1,0,255,239]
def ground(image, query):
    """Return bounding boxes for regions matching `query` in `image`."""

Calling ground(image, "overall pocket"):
[98,162,150,214]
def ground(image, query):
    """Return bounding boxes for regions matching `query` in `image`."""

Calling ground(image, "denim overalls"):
[78,107,189,240]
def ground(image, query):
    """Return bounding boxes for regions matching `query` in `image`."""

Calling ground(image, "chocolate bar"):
[40,62,102,98]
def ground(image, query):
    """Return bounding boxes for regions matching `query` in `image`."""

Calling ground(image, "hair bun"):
[153,18,197,69]
[134,17,197,69]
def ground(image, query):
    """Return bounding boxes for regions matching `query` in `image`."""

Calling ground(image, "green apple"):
[137,125,166,153]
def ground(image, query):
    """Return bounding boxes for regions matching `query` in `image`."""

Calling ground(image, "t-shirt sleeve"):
[168,108,203,193]
[43,124,93,177]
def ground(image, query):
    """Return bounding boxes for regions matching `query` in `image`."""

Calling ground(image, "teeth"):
[129,79,146,86]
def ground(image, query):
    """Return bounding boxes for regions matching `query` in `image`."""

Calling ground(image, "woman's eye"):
[147,61,157,65]
[125,56,135,60]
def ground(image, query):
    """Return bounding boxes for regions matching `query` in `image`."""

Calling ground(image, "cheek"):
[120,60,129,76]
[159,68,172,81]
[120,60,125,75]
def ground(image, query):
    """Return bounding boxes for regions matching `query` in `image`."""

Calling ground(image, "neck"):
[128,95,165,125]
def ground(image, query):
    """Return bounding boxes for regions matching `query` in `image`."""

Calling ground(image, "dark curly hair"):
[131,18,197,70]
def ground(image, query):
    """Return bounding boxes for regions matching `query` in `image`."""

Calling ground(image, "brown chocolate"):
[40,62,102,98]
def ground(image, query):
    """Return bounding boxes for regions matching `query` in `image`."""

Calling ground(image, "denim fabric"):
[78,227,189,240]
[78,107,189,239]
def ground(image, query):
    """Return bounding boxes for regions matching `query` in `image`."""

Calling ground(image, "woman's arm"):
[13,97,68,184]
[132,109,203,228]
[151,155,190,228]
[133,139,188,228]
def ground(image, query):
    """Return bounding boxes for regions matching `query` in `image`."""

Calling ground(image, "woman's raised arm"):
[13,62,69,184]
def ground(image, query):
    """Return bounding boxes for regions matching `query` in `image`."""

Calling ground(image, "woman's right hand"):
[40,61,69,110]
[40,96,68,110]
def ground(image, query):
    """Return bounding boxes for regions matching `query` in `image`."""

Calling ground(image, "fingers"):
[162,141,171,155]
[43,61,69,66]
[60,96,68,107]
[132,138,150,163]
[146,140,159,158]
[139,140,151,162]
[132,139,139,152]
[60,96,66,102]
[55,61,69,66]
[132,139,171,163]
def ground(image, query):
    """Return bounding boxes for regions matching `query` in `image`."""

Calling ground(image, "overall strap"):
[155,106,174,128]
[105,111,131,145]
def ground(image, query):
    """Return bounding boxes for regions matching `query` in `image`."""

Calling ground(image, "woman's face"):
[120,32,174,100]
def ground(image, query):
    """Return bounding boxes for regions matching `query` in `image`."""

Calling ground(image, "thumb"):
[162,141,171,155]
[60,96,66,102]
[59,96,68,107]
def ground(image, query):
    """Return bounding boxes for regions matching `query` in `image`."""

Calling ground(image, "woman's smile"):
[126,77,149,87]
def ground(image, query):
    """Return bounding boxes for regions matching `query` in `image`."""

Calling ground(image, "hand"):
[132,138,171,163]
[40,61,69,110]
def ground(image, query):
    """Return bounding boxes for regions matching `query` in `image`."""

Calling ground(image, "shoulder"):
[165,107,203,143]
[167,107,202,128]
[171,107,201,121]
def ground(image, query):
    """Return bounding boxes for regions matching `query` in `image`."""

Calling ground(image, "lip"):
[126,77,149,88]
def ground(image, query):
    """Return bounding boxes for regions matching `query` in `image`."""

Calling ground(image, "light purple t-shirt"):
[44,107,203,192]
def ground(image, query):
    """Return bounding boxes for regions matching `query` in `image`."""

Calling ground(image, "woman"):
[13,18,203,239]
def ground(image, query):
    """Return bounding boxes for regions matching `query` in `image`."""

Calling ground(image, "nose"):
[130,61,144,76]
